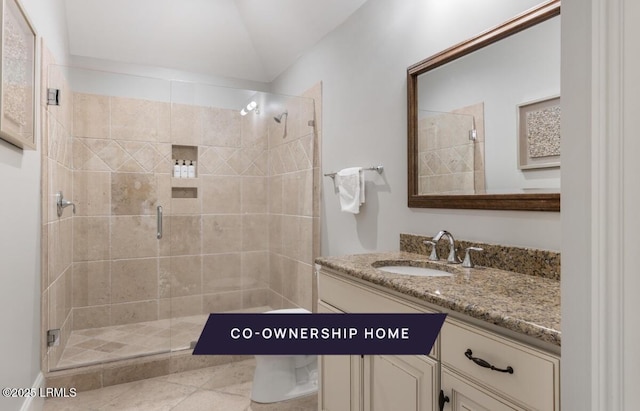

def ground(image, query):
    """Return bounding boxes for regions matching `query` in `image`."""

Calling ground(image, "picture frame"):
[517,96,560,170]
[0,0,36,150]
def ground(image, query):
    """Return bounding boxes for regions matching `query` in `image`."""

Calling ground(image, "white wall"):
[562,0,640,408]
[0,1,68,410]
[271,0,560,255]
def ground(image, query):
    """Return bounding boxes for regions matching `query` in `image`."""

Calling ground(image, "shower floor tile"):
[54,307,272,370]
[54,314,209,369]
[44,359,318,411]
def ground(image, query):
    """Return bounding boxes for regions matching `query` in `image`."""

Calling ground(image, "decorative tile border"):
[400,233,560,280]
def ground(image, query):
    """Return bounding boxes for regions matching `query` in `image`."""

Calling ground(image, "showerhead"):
[274,111,288,123]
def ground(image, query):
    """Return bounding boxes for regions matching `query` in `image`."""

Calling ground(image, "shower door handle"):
[157,205,163,239]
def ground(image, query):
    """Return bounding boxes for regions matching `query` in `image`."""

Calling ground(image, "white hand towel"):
[336,167,364,214]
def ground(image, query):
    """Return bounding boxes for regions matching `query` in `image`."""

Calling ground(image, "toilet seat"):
[265,308,311,314]
[250,307,318,403]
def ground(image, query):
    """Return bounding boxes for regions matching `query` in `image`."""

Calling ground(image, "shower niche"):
[172,144,198,199]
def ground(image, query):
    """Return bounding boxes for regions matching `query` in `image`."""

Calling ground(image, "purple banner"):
[192,313,446,355]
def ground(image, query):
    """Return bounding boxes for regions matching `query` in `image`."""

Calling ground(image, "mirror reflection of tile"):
[418,102,485,195]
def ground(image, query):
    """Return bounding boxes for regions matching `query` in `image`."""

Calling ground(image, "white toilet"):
[250,308,318,403]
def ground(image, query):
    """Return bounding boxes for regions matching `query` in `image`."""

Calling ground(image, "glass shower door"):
[45,66,173,371]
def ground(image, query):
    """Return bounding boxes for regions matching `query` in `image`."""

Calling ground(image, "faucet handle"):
[423,240,439,261]
[462,247,484,268]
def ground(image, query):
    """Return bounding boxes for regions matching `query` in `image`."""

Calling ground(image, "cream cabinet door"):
[441,368,524,411]
[364,354,438,411]
[318,301,362,411]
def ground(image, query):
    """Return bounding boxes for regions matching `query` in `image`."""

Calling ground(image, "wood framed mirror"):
[407,0,560,211]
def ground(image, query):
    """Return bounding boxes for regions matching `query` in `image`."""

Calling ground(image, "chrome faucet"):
[432,230,462,264]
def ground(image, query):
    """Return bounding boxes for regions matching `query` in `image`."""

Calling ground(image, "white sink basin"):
[376,265,453,277]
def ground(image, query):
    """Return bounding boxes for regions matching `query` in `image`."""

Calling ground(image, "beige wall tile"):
[241,251,268,289]
[74,93,110,139]
[159,255,202,298]
[281,216,313,264]
[241,176,267,213]
[111,96,168,142]
[202,215,241,254]
[111,173,158,215]
[73,217,110,262]
[198,147,227,175]
[202,107,241,147]
[202,291,242,313]
[268,215,283,255]
[159,295,202,319]
[202,253,241,293]
[268,175,283,214]
[55,217,73,279]
[296,262,314,311]
[268,253,284,295]
[49,268,70,330]
[72,138,110,172]
[201,176,241,214]
[156,174,172,215]
[281,257,298,304]
[73,305,111,330]
[242,288,271,309]
[279,260,312,310]
[240,113,267,149]
[73,171,111,216]
[111,258,158,303]
[111,300,158,326]
[98,141,130,171]
[170,198,201,215]
[111,216,158,259]
[242,214,268,252]
[297,217,314,265]
[266,289,283,310]
[281,215,297,261]
[156,103,172,143]
[72,261,111,307]
[169,216,202,256]
[171,103,202,146]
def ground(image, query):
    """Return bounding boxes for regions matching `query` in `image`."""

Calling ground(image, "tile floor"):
[44,358,318,411]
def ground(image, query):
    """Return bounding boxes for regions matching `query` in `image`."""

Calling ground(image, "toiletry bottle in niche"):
[188,161,195,178]
[180,160,188,178]
[173,160,181,178]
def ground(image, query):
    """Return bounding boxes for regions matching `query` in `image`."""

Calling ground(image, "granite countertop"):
[316,251,561,346]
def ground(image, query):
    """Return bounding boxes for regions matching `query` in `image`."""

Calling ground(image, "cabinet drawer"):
[441,319,559,410]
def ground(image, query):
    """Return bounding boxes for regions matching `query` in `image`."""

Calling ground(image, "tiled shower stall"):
[41,52,321,376]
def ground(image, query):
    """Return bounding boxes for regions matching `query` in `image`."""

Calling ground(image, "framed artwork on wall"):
[517,96,561,170]
[0,0,36,150]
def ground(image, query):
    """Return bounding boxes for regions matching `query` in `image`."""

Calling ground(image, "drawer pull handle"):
[438,390,450,411]
[465,349,514,374]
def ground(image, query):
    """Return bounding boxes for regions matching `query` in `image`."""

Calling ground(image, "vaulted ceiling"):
[63,0,368,83]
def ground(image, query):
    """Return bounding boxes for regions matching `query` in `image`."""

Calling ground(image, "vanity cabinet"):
[317,273,439,411]
[317,267,560,411]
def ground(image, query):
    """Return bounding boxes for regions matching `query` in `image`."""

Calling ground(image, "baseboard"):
[19,372,45,411]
